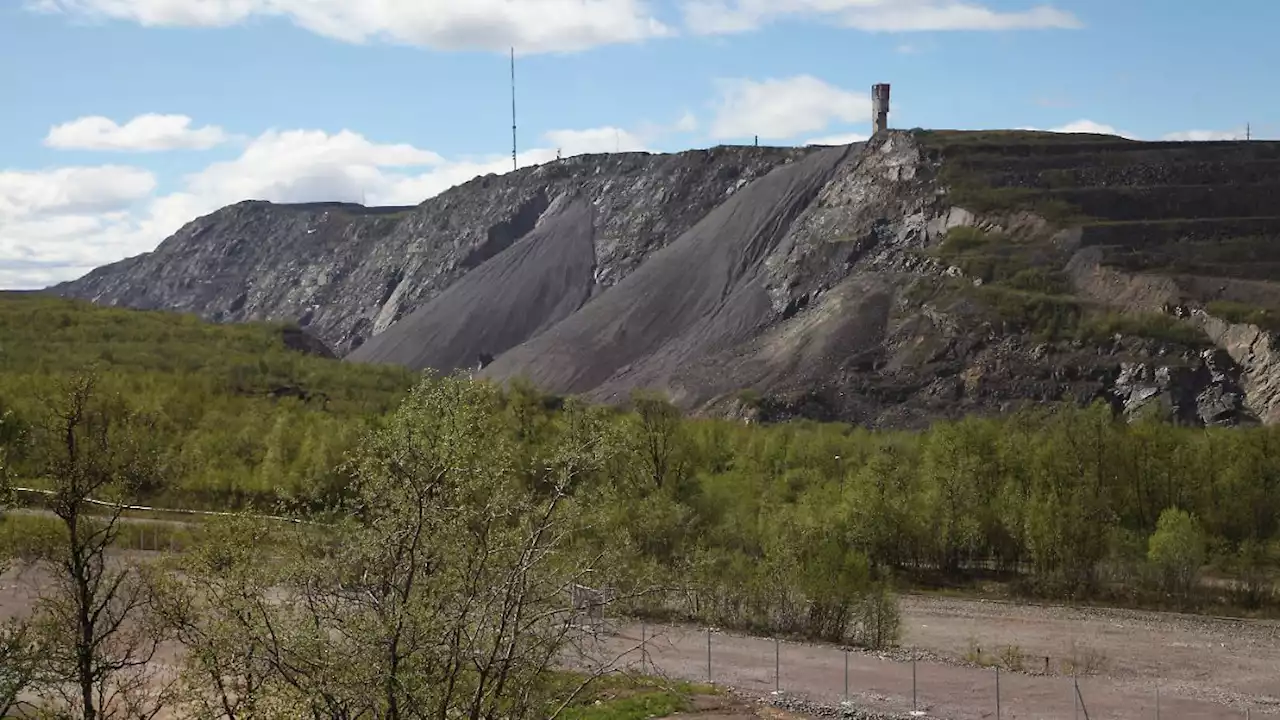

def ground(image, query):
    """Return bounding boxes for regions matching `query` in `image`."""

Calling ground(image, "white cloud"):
[0,124,652,289]
[674,111,699,133]
[1012,119,1132,138]
[1048,119,1130,136]
[27,0,672,53]
[45,114,229,151]
[1025,120,1254,142]
[710,75,868,141]
[1162,129,1246,142]
[804,132,870,146]
[683,0,1081,35]
[179,129,445,208]
[0,166,155,220]
[543,127,647,155]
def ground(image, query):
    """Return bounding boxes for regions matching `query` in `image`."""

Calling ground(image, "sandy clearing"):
[596,619,1273,720]
[898,594,1280,706]
[6,560,1279,719]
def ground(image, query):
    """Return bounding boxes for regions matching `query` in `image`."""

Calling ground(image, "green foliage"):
[971,286,1207,348]
[0,425,38,718]
[162,373,630,720]
[1206,300,1280,332]
[915,130,1127,147]
[1001,267,1072,295]
[0,292,415,510]
[1148,507,1208,598]
[933,227,1032,286]
[1076,312,1211,347]
[919,131,1100,225]
[932,227,1074,302]
[736,388,764,409]
[972,287,1086,340]
[558,687,690,720]
[13,371,177,719]
[850,582,901,650]
[16,292,1280,716]
[934,168,1090,226]
[937,226,1000,258]
[998,645,1026,672]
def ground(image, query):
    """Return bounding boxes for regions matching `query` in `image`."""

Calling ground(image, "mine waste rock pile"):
[54,130,1280,428]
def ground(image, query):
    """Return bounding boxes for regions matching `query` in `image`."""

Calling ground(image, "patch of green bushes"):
[914,129,1124,147]
[0,292,417,511]
[937,226,1000,258]
[944,182,1090,226]
[559,689,689,720]
[973,288,1210,347]
[1077,312,1211,347]
[972,286,1085,340]
[933,227,1073,293]
[548,675,709,720]
[1207,300,1280,332]
[1000,267,1072,295]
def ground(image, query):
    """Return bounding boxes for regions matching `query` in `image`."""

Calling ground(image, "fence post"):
[844,649,849,702]
[995,666,1001,720]
[775,637,780,693]
[707,628,712,683]
[640,622,646,675]
[912,656,918,711]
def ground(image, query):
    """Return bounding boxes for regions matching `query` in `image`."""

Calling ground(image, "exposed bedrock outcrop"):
[54,131,1280,428]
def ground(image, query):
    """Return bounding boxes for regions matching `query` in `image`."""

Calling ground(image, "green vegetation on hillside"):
[0,292,416,509]
[913,129,1129,146]
[930,228,1211,346]
[916,130,1100,224]
[1,294,1280,716]
[1,293,1271,618]
[1207,300,1280,332]
[933,226,1071,293]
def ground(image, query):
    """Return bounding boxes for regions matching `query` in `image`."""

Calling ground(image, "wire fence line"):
[5,490,1272,718]
[573,619,1269,720]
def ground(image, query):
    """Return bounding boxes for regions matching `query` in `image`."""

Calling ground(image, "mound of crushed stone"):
[479,146,853,396]
[347,195,597,373]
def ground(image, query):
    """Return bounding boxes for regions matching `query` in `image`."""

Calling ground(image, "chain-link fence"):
[571,618,1268,720]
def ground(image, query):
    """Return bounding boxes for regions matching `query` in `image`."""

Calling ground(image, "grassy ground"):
[549,673,717,720]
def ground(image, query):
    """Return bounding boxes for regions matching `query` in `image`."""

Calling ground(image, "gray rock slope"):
[480,145,854,398]
[53,131,1280,428]
[54,147,813,356]
[347,194,598,372]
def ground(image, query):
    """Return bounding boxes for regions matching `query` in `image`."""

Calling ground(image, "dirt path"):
[596,614,1278,720]
[898,594,1280,709]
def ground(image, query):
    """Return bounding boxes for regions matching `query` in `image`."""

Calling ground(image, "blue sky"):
[1,0,1275,289]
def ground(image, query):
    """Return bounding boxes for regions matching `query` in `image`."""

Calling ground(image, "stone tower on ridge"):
[872,83,891,134]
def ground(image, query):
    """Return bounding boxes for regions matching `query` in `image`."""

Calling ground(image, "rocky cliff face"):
[53,131,1280,429]
[57,147,813,356]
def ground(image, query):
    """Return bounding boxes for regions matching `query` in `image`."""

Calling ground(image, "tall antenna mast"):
[510,47,518,172]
